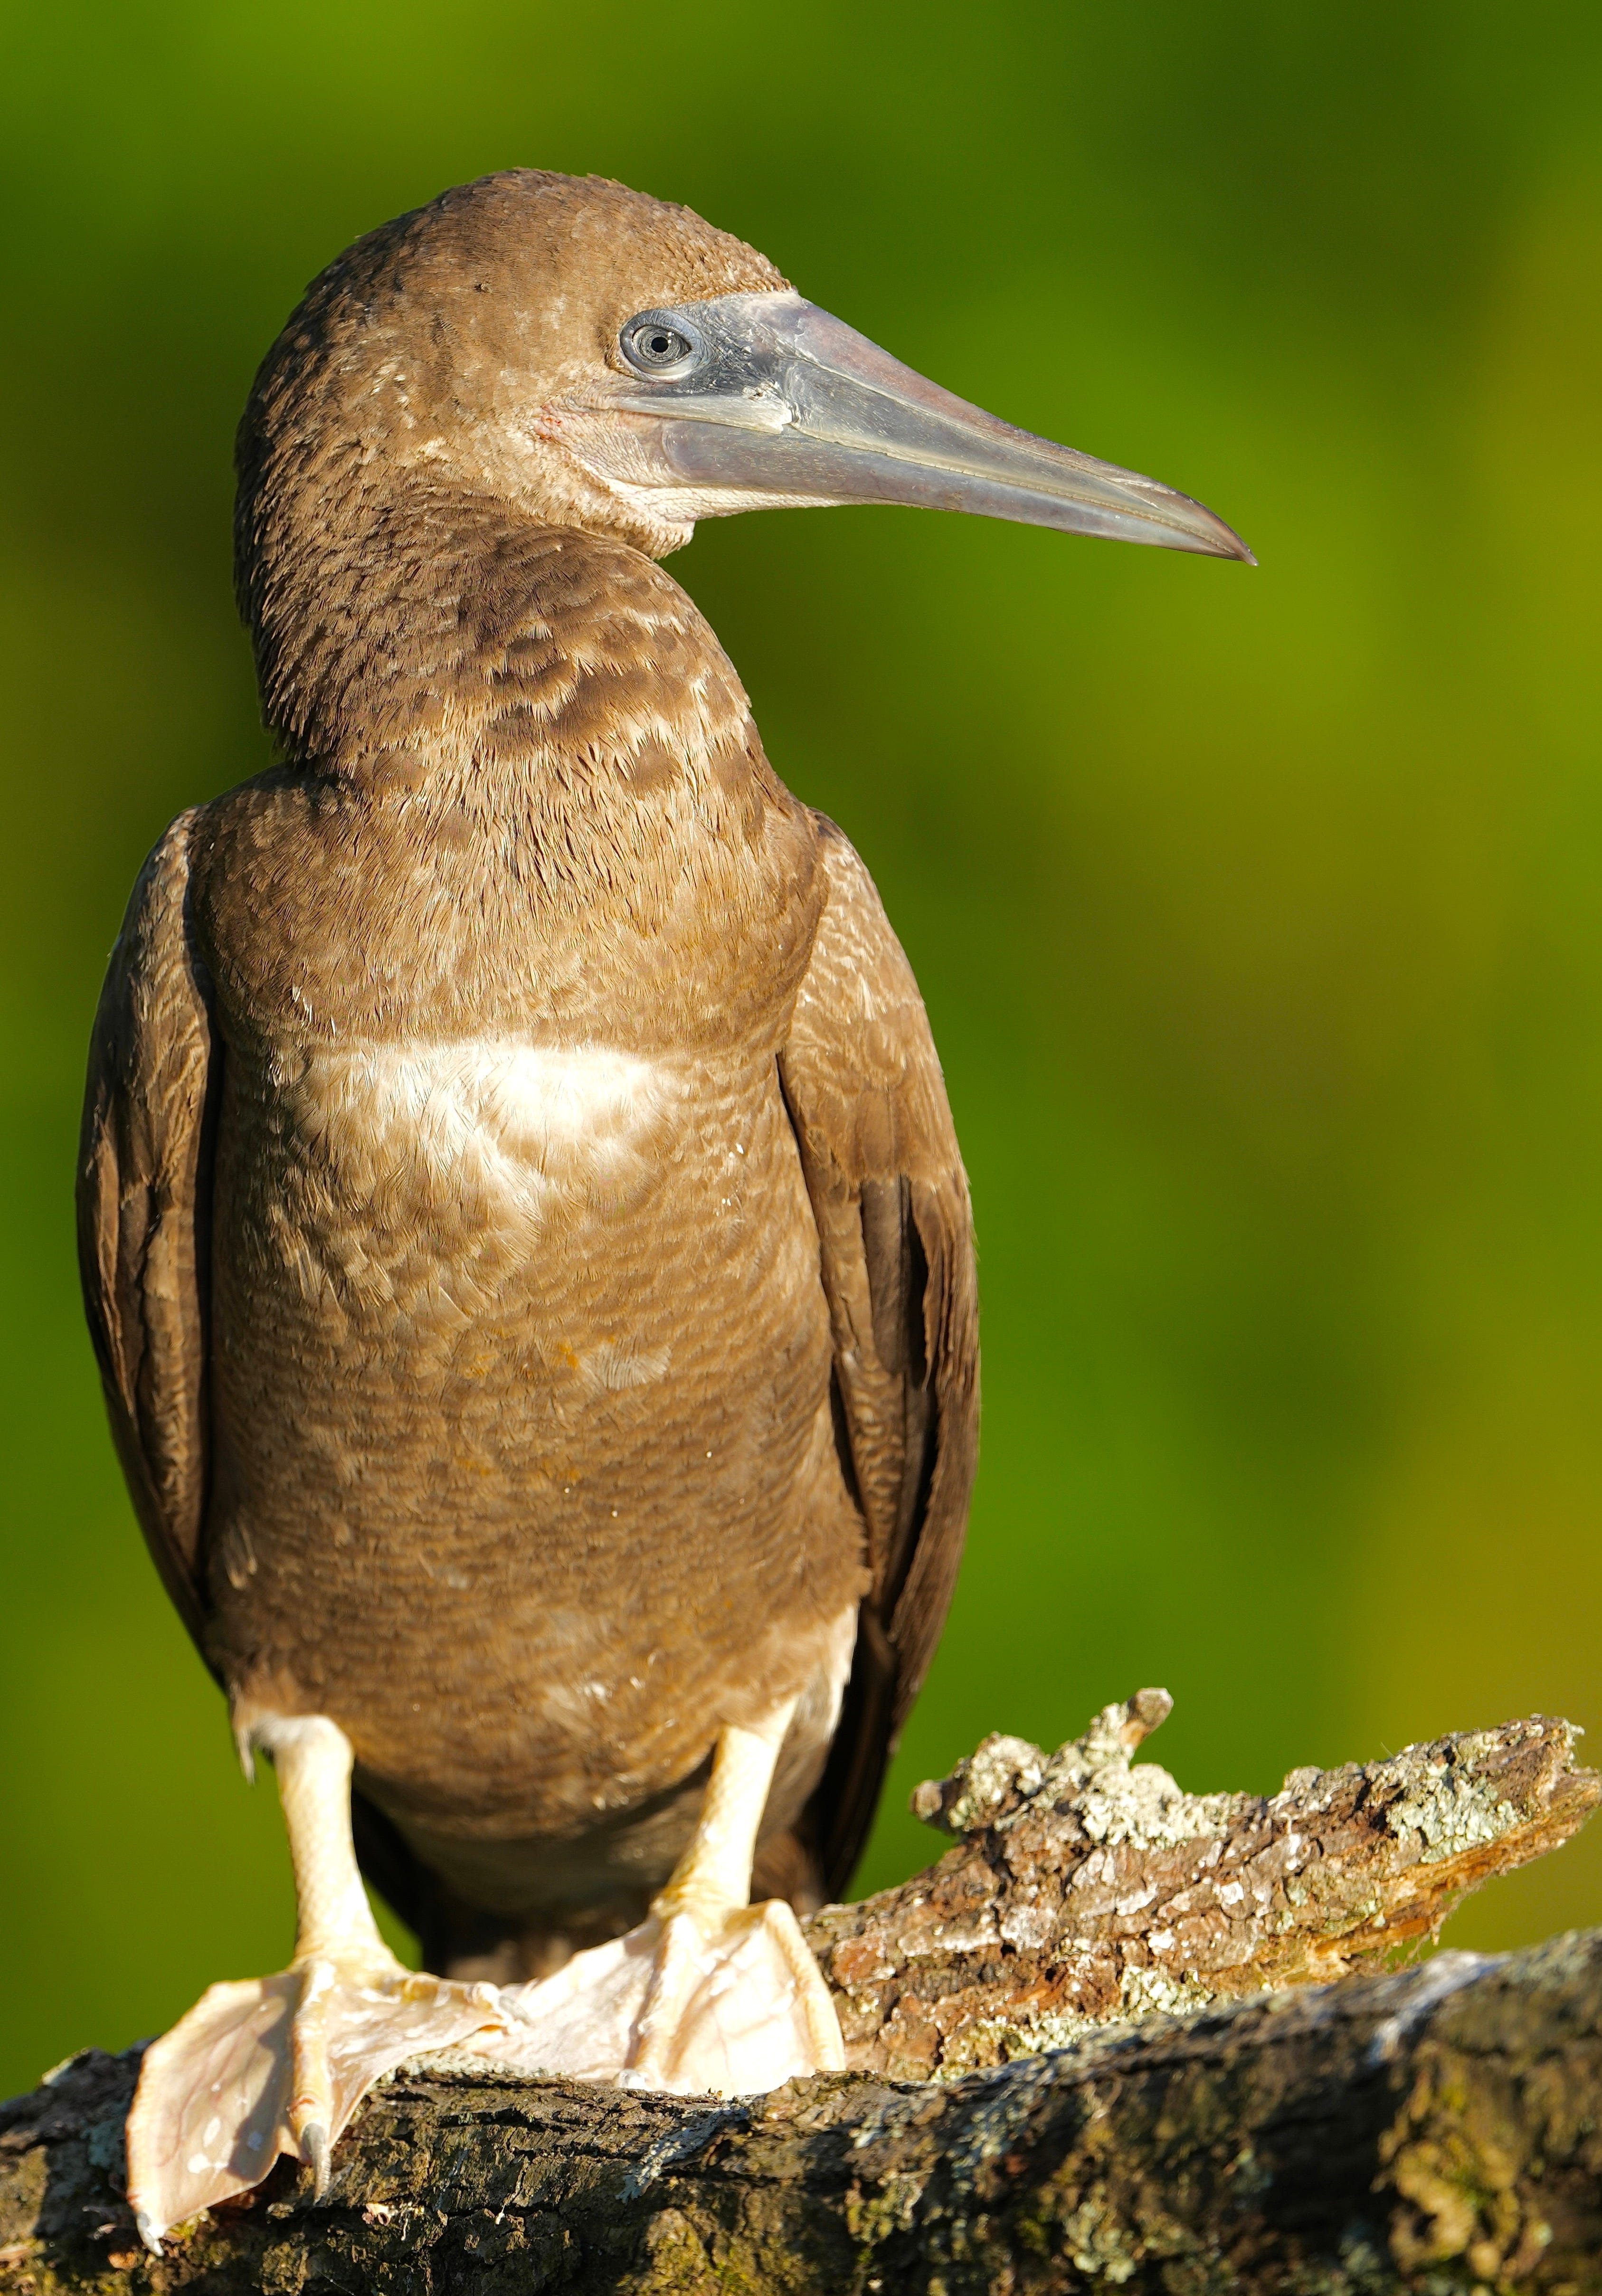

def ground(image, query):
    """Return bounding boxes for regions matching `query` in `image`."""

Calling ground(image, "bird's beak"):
[555,290,1254,561]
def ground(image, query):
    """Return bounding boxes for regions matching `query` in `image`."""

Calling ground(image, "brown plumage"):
[80,171,975,1973]
[77,173,1249,2239]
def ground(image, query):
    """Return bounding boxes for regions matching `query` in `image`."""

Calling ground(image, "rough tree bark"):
[3,1698,1597,2294]
[813,1694,1598,2077]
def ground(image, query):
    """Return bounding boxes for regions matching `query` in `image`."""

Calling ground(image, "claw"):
[628,1910,704,2085]
[301,2120,331,2199]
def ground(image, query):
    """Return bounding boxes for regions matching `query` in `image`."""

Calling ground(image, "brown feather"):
[78,812,218,1651]
[778,823,979,1893]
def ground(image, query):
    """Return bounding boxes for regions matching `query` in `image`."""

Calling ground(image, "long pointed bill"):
[558,291,1253,561]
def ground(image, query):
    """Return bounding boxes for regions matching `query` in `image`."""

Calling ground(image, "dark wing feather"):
[76,810,218,1651]
[779,816,978,1898]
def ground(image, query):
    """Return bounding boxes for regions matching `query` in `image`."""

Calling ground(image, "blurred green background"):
[3,0,1601,2100]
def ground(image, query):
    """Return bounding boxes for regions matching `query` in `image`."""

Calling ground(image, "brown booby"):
[77,170,1250,2246]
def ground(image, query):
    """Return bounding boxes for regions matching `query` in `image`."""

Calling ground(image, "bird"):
[76,169,1251,2247]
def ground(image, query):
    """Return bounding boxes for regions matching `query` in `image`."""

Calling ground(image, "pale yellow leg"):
[268,1716,410,2186]
[626,1698,841,2085]
[486,1698,847,2096]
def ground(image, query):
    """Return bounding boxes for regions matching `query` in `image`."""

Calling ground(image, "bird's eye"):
[620,313,699,376]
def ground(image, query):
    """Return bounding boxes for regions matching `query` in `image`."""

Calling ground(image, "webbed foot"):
[503,1888,845,2092]
[482,1706,847,2095]
[125,1947,502,2248]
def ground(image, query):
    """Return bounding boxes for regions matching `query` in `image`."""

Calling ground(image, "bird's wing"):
[779,815,979,1898]
[77,810,218,1649]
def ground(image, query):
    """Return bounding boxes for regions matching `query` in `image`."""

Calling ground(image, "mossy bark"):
[814,1698,1598,2078]
[4,1934,1601,2292]
[3,1703,1595,2294]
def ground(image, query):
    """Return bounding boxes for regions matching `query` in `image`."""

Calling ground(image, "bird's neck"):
[245,473,752,789]
[244,477,551,778]
[234,472,821,945]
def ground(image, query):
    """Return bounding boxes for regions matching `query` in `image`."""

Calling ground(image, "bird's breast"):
[292,1034,677,1233]
[204,1018,861,1840]
[212,1017,819,1407]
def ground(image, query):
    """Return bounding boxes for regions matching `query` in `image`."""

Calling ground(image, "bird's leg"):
[125,1715,503,2250]
[626,1699,844,2087]
[485,1699,846,2096]
[266,1716,419,2179]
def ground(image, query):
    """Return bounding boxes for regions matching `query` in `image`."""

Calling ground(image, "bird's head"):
[238,169,1252,585]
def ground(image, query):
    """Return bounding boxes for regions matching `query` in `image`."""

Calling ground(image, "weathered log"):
[2,1703,1595,2293]
[4,1934,1601,2290]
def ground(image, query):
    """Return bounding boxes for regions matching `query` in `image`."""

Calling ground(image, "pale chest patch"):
[280,1037,677,1230]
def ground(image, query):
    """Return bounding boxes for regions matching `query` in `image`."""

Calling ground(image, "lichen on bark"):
[809,1693,1597,2078]
[2,1700,1596,2294]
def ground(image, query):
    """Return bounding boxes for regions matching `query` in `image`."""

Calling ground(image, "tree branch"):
[811,1694,1598,2076]
[4,1936,1601,2290]
[2,1703,1595,2293]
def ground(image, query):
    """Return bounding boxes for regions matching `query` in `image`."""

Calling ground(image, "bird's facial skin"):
[235,173,1250,749]
[544,291,1255,564]
[243,173,1250,571]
